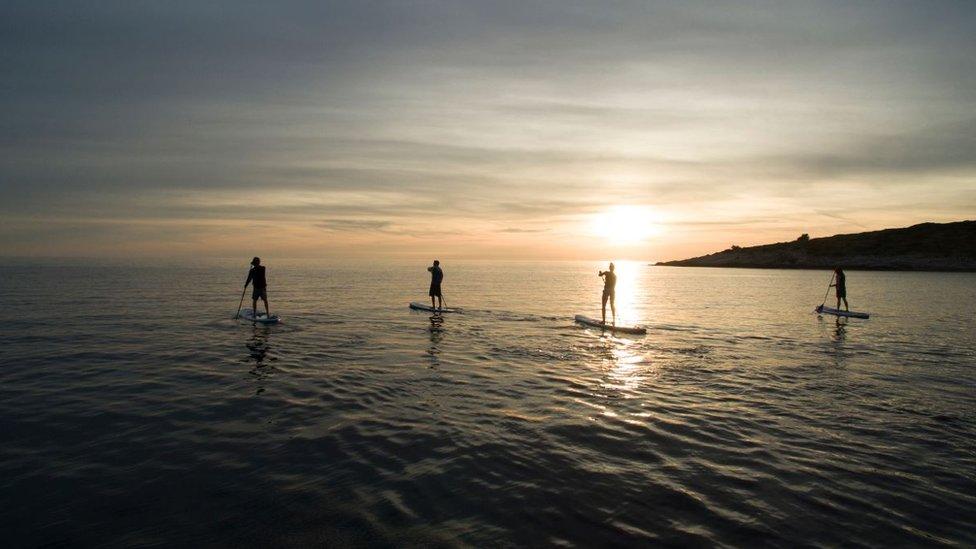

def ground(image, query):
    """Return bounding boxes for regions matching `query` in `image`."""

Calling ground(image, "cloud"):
[1,1,975,257]
[316,219,393,232]
[497,227,548,233]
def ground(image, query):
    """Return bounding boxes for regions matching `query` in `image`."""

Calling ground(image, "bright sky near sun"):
[1,1,974,260]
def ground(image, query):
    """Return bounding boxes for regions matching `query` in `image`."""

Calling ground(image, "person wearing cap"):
[244,257,270,318]
[598,262,617,325]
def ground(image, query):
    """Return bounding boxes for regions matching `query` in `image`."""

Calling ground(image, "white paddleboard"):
[815,305,869,319]
[240,308,281,324]
[574,315,647,335]
[409,302,462,314]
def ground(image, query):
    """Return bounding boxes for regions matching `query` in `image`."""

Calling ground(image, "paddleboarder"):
[829,267,849,312]
[244,257,270,319]
[428,260,444,311]
[599,262,617,325]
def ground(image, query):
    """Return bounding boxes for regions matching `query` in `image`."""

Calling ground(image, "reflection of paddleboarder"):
[829,267,849,312]
[598,262,617,325]
[427,260,444,311]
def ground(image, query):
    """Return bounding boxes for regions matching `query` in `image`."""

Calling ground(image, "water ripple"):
[1,262,974,546]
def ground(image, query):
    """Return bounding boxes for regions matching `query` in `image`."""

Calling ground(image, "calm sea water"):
[1,260,974,547]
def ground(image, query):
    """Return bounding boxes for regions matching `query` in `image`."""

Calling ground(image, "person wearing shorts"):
[599,262,617,325]
[427,260,444,310]
[245,257,270,318]
[830,267,849,311]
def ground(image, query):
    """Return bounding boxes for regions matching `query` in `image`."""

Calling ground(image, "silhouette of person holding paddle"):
[244,257,270,318]
[428,260,444,311]
[599,262,617,325]
[829,267,849,312]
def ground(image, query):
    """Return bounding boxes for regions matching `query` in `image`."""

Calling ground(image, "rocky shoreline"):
[657,221,976,272]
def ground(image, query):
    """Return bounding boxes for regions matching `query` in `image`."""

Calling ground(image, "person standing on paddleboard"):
[245,257,270,318]
[428,260,444,311]
[829,267,849,312]
[599,262,617,325]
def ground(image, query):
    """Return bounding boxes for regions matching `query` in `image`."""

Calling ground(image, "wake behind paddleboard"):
[240,308,281,324]
[574,315,647,335]
[815,305,869,319]
[409,302,462,314]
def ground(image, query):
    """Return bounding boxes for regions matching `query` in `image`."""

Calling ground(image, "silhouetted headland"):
[657,221,976,272]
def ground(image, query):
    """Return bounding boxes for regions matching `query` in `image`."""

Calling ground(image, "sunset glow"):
[1,3,973,261]
[590,207,663,246]
[3,3,975,547]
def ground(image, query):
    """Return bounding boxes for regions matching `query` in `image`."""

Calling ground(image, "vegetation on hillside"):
[657,221,976,271]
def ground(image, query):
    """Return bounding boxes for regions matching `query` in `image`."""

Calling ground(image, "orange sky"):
[2,3,974,260]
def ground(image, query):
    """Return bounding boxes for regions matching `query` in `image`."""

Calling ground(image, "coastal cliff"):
[657,221,976,271]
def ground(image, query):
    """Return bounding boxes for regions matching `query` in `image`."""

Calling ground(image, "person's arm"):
[427,266,433,272]
[244,268,253,288]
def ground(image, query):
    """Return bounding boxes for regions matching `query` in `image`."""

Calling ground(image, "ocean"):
[2,259,974,546]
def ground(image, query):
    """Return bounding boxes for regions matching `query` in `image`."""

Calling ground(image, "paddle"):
[816,272,835,313]
[234,285,247,319]
[234,268,250,320]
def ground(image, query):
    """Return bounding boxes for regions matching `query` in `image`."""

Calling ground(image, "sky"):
[2,1,974,261]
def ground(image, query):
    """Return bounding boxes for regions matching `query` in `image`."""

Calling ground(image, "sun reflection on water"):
[604,348,644,393]
[592,336,650,397]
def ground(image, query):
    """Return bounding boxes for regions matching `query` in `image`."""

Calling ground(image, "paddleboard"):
[409,302,462,314]
[240,308,281,324]
[815,305,869,319]
[574,315,647,335]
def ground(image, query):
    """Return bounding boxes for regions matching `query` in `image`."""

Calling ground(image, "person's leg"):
[836,296,841,310]
[610,295,616,325]
[437,294,442,310]
[251,298,258,318]
[601,293,608,323]
[842,297,849,311]
[262,295,270,316]
[431,294,436,309]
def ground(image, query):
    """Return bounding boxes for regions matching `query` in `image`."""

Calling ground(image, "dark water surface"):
[2,260,975,547]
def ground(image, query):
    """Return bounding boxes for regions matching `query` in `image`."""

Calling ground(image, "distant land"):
[657,221,976,272]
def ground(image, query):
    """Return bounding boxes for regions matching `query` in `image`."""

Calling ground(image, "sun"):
[590,206,662,245]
